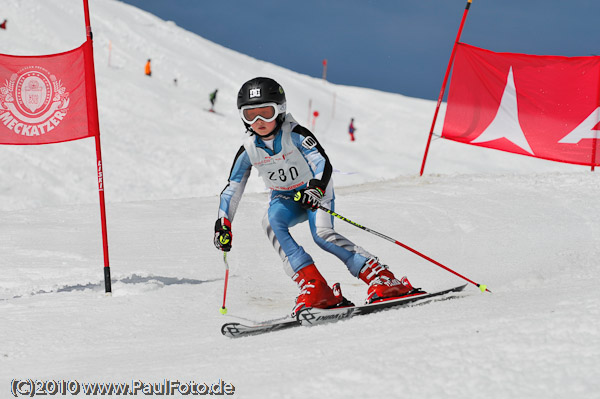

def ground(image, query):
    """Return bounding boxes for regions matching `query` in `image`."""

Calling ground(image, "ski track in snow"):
[0,1,599,398]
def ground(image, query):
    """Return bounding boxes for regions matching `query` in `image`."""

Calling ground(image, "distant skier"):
[0,19,7,30]
[145,59,152,77]
[348,118,356,141]
[209,89,218,112]
[214,77,420,315]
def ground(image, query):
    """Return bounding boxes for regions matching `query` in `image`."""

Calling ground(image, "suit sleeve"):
[218,145,252,222]
[291,125,332,192]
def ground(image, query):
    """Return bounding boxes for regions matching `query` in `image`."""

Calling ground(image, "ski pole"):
[220,252,230,314]
[318,205,491,293]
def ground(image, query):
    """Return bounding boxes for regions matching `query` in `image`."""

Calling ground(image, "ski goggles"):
[239,102,286,124]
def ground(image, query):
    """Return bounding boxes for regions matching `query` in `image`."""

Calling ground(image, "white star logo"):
[470,67,534,155]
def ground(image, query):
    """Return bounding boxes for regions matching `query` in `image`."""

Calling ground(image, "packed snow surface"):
[0,1,598,398]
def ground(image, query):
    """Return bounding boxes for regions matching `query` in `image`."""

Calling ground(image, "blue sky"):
[119,0,600,100]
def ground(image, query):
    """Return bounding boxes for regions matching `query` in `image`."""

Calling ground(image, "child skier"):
[214,77,418,314]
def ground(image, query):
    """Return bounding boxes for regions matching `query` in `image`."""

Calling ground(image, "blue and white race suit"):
[218,114,373,277]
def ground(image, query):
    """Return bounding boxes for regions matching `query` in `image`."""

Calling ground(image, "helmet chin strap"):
[257,129,278,139]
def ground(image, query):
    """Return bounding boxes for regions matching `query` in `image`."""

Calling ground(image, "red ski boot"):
[359,257,420,304]
[292,264,351,316]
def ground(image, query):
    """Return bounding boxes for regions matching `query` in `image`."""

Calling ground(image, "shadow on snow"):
[2,273,220,300]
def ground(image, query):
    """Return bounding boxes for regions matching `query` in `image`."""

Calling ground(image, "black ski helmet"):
[237,77,286,130]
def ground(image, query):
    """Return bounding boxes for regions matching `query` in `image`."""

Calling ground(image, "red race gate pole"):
[83,0,112,294]
[419,0,474,176]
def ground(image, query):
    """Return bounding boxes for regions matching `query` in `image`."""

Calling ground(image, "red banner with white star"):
[0,41,98,145]
[442,43,600,166]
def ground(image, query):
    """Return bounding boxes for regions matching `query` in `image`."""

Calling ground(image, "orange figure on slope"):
[145,59,152,77]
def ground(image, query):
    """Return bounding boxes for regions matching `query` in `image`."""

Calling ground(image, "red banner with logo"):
[442,43,600,166]
[0,41,98,145]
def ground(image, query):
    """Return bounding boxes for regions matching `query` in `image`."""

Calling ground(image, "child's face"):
[251,119,277,137]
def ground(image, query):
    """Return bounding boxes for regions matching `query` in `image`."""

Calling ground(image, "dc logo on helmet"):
[249,88,261,98]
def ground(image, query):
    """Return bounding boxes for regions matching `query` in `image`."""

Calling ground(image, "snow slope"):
[0,1,598,398]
